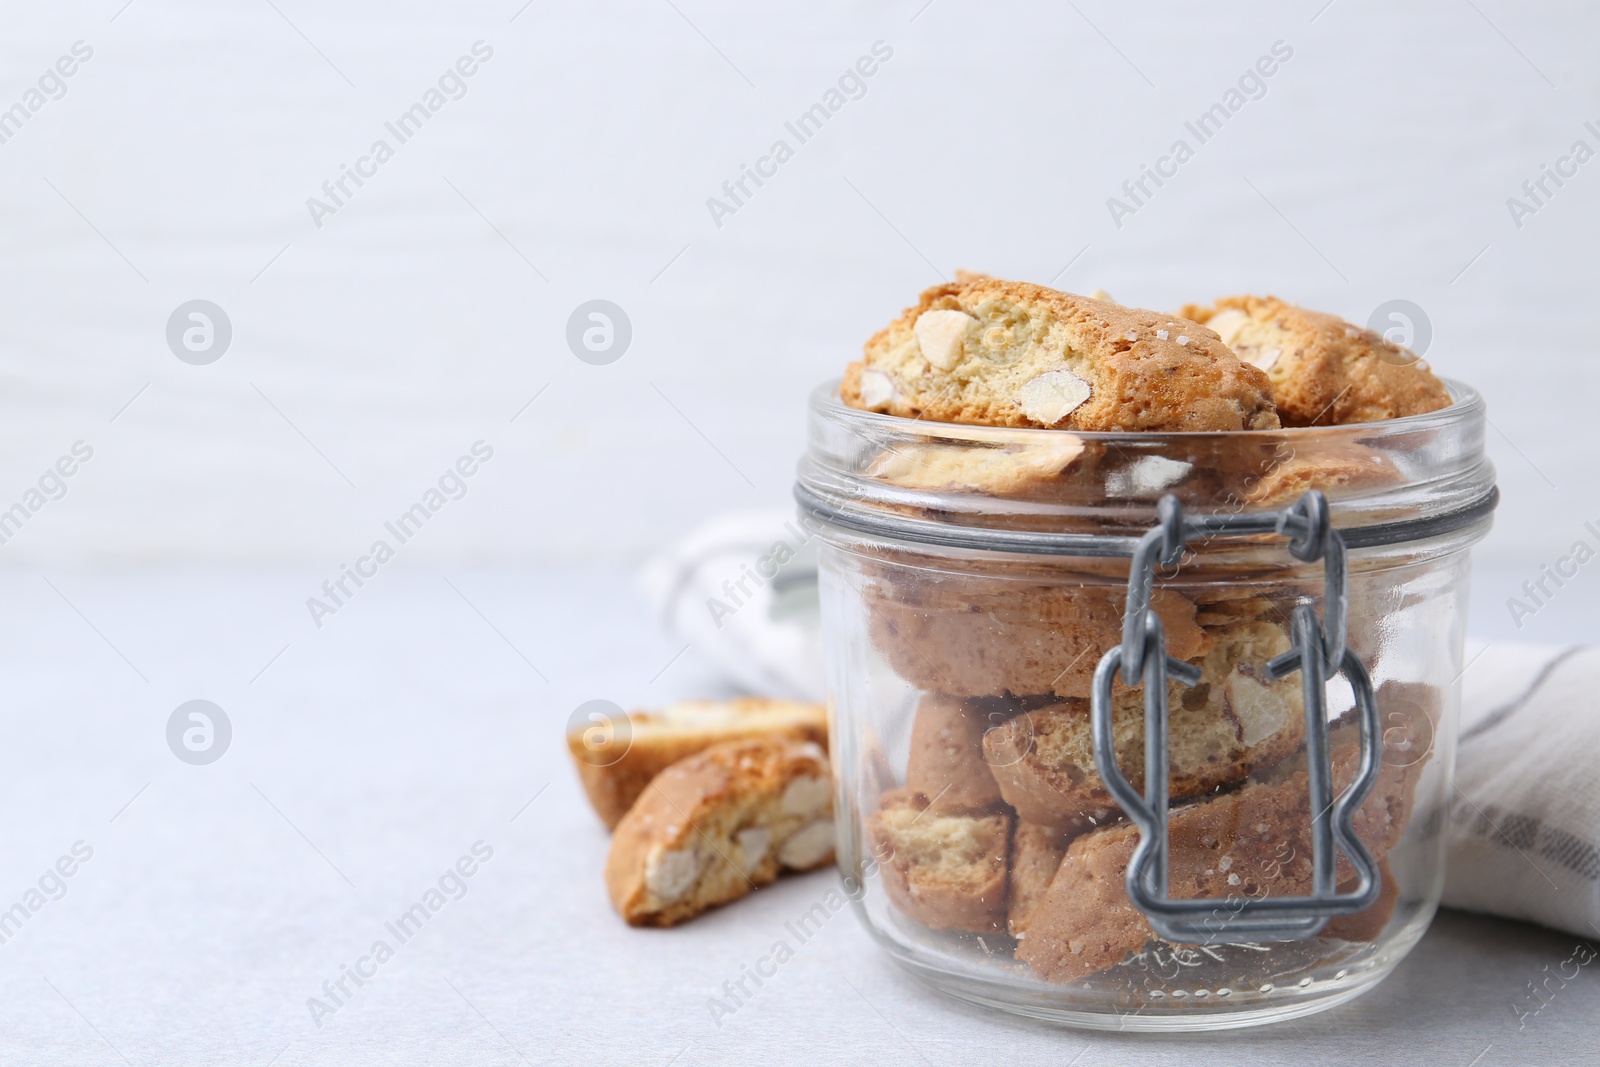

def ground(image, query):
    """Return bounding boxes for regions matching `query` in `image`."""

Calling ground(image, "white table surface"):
[0,564,1594,1066]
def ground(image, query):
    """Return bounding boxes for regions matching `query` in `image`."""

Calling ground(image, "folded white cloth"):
[643,514,1599,938]
[1445,642,1600,939]
[639,510,825,703]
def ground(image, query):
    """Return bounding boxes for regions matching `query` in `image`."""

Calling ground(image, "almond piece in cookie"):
[1016,721,1425,983]
[842,278,1280,431]
[568,698,827,829]
[1182,295,1452,426]
[870,789,1012,933]
[984,621,1305,832]
[605,737,835,927]
[865,434,1088,496]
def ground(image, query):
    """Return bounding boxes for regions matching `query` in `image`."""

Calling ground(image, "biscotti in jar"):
[798,278,1495,1030]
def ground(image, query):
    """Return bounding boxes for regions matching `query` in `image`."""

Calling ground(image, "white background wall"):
[0,1,1595,634]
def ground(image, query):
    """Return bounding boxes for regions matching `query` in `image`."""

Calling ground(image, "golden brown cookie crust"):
[1182,295,1452,427]
[1007,822,1072,937]
[605,738,834,927]
[843,279,1280,431]
[567,698,827,829]
[866,576,1207,702]
[904,694,1014,814]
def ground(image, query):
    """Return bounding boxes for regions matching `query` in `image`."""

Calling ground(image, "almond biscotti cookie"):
[1016,722,1424,983]
[1241,441,1402,506]
[605,737,834,927]
[984,620,1305,831]
[843,278,1280,431]
[1007,822,1072,937]
[866,573,1207,702]
[1181,295,1451,426]
[569,698,827,829]
[903,693,1017,814]
[870,788,1012,933]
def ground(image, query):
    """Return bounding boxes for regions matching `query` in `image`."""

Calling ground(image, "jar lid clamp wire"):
[1091,489,1383,943]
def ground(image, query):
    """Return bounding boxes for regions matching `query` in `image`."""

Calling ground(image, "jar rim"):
[806,376,1485,444]
[796,377,1498,554]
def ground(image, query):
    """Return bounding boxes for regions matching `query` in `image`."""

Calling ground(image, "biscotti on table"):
[565,698,837,927]
[568,697,827,829]
[606,736,835,927]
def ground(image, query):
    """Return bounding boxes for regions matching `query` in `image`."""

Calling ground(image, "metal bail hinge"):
[1090,490,1384,944]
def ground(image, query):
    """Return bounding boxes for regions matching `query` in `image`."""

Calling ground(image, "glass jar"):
[796,380,1497,1031]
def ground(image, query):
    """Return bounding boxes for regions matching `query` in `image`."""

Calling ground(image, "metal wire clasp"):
[1091,490,1384,943]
